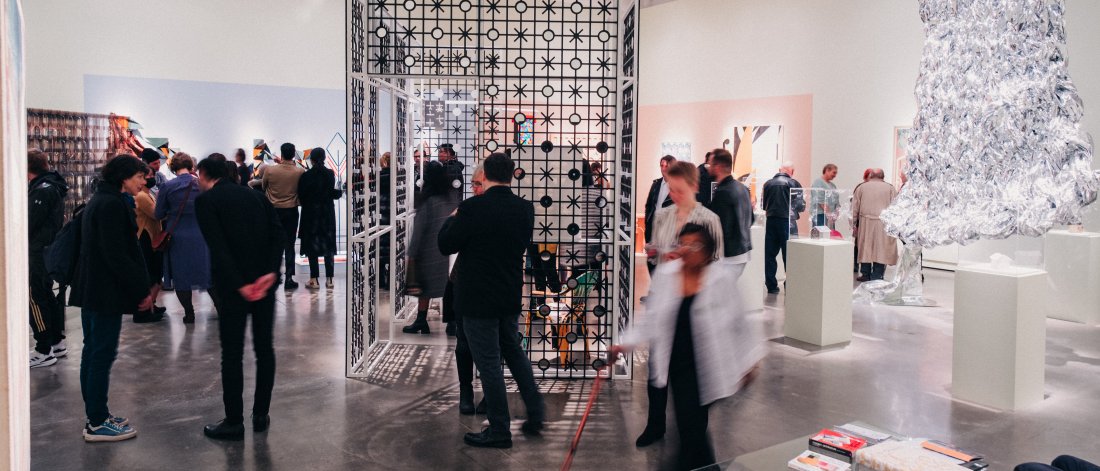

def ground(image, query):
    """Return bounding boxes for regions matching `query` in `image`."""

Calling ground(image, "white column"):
[738,225,766,312]
[1043,230,1100,325]
[1,1,31,469]
[952,264,1046,410]
[783,239,853,346]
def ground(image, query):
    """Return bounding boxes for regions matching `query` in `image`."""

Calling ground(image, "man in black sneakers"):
[195,154,284,441]
[28,149,69,368]
[439,152,544,448]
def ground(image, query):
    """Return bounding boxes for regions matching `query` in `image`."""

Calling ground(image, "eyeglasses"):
[675,242,706,253]
[471,181,483,188]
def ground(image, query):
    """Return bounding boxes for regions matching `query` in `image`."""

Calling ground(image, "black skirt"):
[139,231,164,287]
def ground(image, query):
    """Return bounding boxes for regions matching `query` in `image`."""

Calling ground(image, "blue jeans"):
[463,315,544,438]
[80,309,122,425]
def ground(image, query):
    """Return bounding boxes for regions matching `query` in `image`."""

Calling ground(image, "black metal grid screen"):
[351,0,637,379]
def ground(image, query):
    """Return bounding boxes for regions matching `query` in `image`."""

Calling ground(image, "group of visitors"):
[25,144,339,443]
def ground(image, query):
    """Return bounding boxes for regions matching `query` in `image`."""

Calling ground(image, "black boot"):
[183,306,195,324]
[459,386,475,415]
[636,384,667,447]
[203,420,244,441]
[133,309,164,323]
[402,310,430,334]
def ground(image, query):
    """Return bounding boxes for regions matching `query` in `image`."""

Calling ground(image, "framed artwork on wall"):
[659,141,692,161]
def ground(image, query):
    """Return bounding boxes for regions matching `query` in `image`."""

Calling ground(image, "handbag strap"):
[166,178,194,234]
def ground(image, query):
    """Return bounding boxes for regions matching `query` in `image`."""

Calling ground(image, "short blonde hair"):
[665,161,699,188]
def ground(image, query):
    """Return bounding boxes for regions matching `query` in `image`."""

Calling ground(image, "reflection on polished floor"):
[30,262,1100,470]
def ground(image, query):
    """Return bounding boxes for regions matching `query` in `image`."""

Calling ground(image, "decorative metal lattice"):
[348,0,638,379]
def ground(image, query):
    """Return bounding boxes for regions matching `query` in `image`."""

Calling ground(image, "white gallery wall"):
[639,0,1100,231]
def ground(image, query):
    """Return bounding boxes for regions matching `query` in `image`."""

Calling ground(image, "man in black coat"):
[438,152,543,449]
[643,155,676,275]
[761,163,805,294]
[705,149,755,279]
[27,149,70,368]
[194,154,285,441]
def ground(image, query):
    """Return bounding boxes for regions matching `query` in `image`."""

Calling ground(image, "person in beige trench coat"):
[852,169,898,281]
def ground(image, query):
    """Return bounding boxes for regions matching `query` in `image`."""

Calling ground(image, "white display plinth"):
[738,225,766,312]
[1043,230,1100,325]
[784,239,854,346]
[952,264,1047,410]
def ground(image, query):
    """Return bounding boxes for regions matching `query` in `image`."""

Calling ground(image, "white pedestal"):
[784,239,854,346]
[738,225,766,312]
[952,264,1046,410]
[1043,230,1100,325]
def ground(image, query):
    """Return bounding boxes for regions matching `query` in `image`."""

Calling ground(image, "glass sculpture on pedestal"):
[862,0,1099,306]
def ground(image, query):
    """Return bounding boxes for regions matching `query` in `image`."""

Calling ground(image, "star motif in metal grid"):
[540,55,557,71]
[565,358,580,372]
[567,141,582,155]
[512,83,529,98]
[567,85,583,99]
[538,330,552,345]
[450,89,464,99]
[566,194,581,209]
[596,112,610,128]
[486,0,502,13]
[467,143,479,154]
[597,278,611,293]
[414,124,424,134]
[514,141,527,155]
[594,331,608,346]
[597,0,612,16]
[401,25,416,42]
[540,112,556,128]
[450,125,464,136]
[568,28,584,44]
[485,53,501,70]
[538,222,554,237]
[372,52,389,69]
[466,106,478,117]
[430,0,445,13]
[539,165,555,182]
[541,0,556,15]
[458,26,473,42]
[513,27,530,43]
[565,249,581,265]
[594,221,610,238]
[597,56,612,72]
[372,0,388,13]
[414,88,423,98]
[428,53,444,70]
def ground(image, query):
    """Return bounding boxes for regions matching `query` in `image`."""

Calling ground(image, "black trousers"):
[29,258,63,354]
[764,217,790,290]
[669,357,714,470]
[446,281,475,390]
[1016,456,1100,471]
[860,262,886,280]
[307,254,334,279]
[464,315,544,438]
[215,293,276,424]
[79,309,121,425]
[275,208,300,280]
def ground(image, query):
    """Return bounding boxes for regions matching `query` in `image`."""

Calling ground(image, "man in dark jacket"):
[704,149,755,279]
[438,152,543,449]
[761,163,805,293]
[643,155,677,275]
[27,149,70,368]
[194,154,285,441]
[71,155,153,442]
[439,143,466,202]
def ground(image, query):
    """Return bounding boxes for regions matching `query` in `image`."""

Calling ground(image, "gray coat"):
[409,194,458,298]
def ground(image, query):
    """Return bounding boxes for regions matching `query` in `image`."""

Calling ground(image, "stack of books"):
[788,423,989,470]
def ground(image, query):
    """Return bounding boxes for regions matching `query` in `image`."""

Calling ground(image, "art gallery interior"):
[1,0,1099,469]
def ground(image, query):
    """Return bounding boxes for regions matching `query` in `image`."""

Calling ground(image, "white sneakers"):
[29,351,57,368]
[52,339,69,358]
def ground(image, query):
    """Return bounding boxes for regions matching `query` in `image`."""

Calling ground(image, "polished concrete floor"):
[30,261,1100,470]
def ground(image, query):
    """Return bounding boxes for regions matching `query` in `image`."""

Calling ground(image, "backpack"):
[45,203,85,285]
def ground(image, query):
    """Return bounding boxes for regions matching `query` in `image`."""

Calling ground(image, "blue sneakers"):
[83,419,136,442]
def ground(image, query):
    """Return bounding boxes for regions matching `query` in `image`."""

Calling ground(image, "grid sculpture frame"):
[347,0,638,380]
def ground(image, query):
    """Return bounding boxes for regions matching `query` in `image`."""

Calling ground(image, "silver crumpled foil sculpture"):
[881,0,1100,248]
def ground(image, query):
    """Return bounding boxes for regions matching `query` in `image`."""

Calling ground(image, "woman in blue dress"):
[155,153,212,323]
